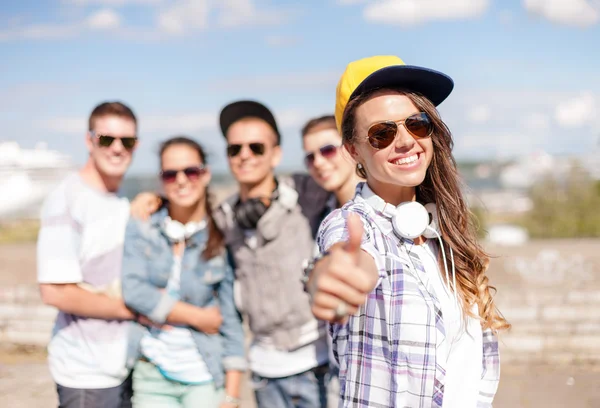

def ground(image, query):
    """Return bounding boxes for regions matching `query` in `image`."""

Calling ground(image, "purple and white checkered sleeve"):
[477,328,501,407]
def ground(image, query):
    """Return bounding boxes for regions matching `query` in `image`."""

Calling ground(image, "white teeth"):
[392,154,418,165]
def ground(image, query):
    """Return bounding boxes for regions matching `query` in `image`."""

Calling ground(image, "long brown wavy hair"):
[341,88,510,332]
[159,137,225,260]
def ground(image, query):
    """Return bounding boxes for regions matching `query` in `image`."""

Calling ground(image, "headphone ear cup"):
[422,203,440,239]
[164,217,186,241]
[391,201,429,239]
[234,198,268,230]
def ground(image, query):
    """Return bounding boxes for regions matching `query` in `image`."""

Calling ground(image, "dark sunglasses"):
[367,112,434,149]
[304,144,339,167]
[160,166,207,183]
[92,132,138,150]
[226,143,266,158]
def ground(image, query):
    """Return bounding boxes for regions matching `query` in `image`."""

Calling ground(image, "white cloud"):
[86,9,122,30]
[0,24,78,41]
[41,117,87,134]
[457,131,546,158]
[523,112,551,131]
[142,113,216,133]
[555,92,597,127]
[207,71,339,91]
[156,0,288,35]
[466,105,491,123]
[276,109,311,129]
[36,108,309,136]
[217,0,286,28]
[523,0,599,27]
[0,9,123,41]
[157,0,211,34]
[356,0,490,26]
[265,35,301,47]
[442,88,600,159]
[1,0,287,42]
[38,112,215,135]
[65,0,163,5]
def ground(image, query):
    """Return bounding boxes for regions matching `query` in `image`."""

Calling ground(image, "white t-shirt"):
[248,320,330,378]
[37,173,131,389]
[410,240,483,408]
[140,255,213,384]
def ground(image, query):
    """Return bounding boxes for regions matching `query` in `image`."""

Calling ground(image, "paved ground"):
[0,344,259,408]
[2,344,600,408]
[2,242,600,407]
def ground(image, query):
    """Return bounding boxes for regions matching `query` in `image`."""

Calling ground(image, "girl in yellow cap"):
[303,56,510,408]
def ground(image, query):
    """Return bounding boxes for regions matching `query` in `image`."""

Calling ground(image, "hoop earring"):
[356,163,367,179]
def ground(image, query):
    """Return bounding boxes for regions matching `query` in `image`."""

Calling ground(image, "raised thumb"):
[343,213,363,262]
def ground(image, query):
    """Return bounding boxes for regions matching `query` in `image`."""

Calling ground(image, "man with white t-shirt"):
[37,101,140,408]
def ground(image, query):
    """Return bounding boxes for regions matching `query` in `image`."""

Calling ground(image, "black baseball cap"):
[219,100,281,145]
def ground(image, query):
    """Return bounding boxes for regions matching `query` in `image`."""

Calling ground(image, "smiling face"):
[303,128,355,193]
[160,143,210,209]
[226,118,281,186]
[346,90,434,203]
[86,115,137,178]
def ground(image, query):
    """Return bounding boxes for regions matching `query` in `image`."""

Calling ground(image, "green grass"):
[0,219,40,244]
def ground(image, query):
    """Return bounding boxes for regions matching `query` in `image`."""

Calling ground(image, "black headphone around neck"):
[234,183,280,230]
[234,197,270,230]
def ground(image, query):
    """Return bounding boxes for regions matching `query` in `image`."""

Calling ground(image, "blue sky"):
[1,0,599,175]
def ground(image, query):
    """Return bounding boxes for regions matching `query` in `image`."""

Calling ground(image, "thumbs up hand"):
[309,213,379,324]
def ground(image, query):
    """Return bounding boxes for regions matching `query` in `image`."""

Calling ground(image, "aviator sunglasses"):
[160,165,207,183]
[226,143,266,158]
[304,144,340,168]
[367,112,434,149]
[91,131,138,150]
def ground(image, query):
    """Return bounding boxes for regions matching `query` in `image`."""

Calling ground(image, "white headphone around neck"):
[163,217,207,242]
[360,184,439,240]
[360,184,457,300]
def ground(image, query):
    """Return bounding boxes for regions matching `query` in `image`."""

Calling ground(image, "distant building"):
[0,141,75,219]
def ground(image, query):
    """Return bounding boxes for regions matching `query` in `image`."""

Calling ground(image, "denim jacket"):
[121,208,246,388]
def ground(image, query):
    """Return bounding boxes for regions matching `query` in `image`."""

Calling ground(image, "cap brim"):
[350,65,454,107]
[219,100,280,142]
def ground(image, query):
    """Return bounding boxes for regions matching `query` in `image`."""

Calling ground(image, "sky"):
[1,0,599,175]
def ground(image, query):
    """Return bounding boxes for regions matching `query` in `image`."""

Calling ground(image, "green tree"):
[522,162,600,238]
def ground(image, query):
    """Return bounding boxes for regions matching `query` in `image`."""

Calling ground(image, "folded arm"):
[121,219,221,333]
[216,252,247,392]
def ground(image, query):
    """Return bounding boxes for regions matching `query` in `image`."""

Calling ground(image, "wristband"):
[224,394,241,406]
[301,251,330,293]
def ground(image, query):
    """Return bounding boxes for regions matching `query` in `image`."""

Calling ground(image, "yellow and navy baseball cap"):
[334,55,454,132]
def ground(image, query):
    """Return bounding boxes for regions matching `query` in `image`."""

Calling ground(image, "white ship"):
[0,141,75,219]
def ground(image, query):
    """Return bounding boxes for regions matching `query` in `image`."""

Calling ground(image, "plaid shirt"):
[316,184,500,408]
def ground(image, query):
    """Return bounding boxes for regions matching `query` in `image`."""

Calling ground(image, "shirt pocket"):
[140,242,171,288]
[182,257,226,306]
[203,256,226,285]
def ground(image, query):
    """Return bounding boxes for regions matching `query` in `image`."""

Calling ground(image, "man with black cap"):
[213,100,332,408]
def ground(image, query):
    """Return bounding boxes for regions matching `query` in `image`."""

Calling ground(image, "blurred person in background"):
[301,114,362,219]
[37,101,140,408]
[121,136,245,408]
[212,100,332,408]
[305,55,510,407]
[300,114,362,408]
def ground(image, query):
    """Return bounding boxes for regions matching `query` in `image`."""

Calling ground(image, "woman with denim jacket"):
[121,136,245,408]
